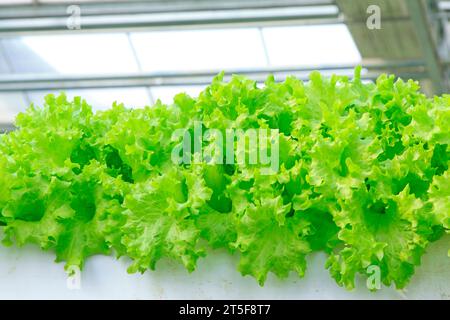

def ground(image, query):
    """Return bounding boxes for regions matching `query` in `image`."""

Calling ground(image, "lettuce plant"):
[0,68,448,290]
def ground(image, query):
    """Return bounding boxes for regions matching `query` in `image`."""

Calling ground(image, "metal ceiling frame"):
[0,0,447,96]
[0,2,424,36]
[406,0,449,94]
[0,0,341,36]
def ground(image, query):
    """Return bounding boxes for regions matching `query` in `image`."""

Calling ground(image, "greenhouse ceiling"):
[0,0,449,130]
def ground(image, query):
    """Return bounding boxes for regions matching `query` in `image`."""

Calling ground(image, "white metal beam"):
[0,0,336,19]
[0,61,427,92]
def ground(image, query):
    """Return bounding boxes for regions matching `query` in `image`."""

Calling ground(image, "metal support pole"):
[406,0,447,94]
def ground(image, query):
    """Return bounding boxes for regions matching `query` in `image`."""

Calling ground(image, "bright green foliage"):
[0,68,448,289]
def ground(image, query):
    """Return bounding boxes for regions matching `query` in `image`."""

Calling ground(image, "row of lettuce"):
[0,68,448,289]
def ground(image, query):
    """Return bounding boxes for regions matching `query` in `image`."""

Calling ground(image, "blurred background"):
[0,0,449,132]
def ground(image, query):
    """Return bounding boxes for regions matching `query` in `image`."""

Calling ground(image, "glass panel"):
[0,0,32,4]
[0,92,29,123]
[262,24,361,67]
[4,33,139,74]
[130,28,268,72]
[0,42,11,73]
